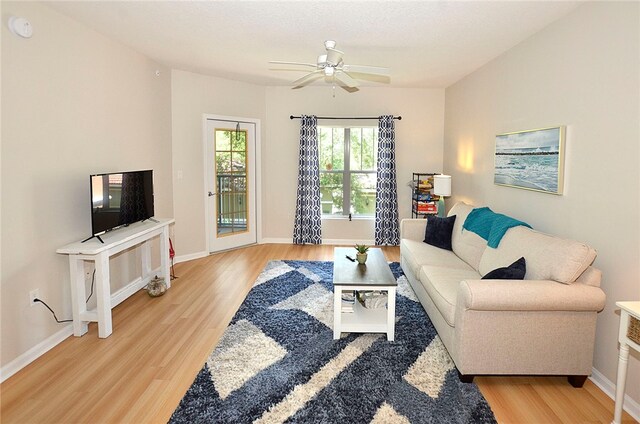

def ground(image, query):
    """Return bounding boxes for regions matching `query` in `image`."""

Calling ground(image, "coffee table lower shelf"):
[333,285,396,341]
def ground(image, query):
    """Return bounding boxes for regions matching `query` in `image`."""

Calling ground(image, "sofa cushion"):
[401,238,474,277]
[482,257,526,280]
[424,215,456,250]
[419,265,482,327]
[479,226,597,284]
[448,202,487,271]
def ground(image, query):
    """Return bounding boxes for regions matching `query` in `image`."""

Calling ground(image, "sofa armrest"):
[457,279,606,313]
[400,219,427,242]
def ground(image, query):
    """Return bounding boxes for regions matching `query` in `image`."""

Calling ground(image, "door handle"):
[208,191,217,197]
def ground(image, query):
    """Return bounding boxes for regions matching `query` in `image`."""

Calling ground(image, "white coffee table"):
[332,247,397,341]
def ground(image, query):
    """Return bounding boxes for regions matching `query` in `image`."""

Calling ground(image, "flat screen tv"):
[88,170,154,241]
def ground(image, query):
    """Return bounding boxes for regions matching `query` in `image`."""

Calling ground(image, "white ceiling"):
[47,1,580,88]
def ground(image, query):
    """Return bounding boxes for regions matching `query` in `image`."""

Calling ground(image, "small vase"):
[147,277,167,297]
[356,253,367,264]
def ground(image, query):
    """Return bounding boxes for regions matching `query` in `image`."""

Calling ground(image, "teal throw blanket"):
[463,207,532,248]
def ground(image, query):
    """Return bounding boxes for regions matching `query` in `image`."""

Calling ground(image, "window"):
[214,129,247,235]
[318,126,378,217]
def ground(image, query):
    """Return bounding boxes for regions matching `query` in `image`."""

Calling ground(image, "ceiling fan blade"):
[326,48,343,65]
[269,61,318,69]
[334,71,359,88]
[342,64,389,76]
[292,69,324,87]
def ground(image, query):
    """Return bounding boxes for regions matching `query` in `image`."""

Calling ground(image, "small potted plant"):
[354,244,370,264]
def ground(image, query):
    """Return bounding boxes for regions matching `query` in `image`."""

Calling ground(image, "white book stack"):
[341,290,355,313]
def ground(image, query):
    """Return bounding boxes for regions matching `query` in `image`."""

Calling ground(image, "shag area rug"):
[170,260,496,424]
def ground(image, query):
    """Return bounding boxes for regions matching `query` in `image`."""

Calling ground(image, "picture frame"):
[494,126,565,195]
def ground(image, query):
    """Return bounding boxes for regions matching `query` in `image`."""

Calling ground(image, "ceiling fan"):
[269,40,389,89]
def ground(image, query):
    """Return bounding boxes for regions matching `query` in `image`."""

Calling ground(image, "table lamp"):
[433,174,451,218]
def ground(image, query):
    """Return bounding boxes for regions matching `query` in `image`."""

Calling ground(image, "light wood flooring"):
[1,244,636,423]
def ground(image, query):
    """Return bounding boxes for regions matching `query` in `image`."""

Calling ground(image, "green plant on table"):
[354,244,370,254]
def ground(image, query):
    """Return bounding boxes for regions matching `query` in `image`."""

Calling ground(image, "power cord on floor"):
[36,269,96,323]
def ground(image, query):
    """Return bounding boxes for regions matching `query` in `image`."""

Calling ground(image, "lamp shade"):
[433,174,452,197]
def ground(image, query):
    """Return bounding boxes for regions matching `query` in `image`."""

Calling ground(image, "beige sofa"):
[400,202,606,387]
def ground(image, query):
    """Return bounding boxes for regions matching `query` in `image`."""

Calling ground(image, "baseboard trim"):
[174,251,208,264]
[0,325,73,383]
[259,238,376,246]
[590,366,640,422]
[323,239,376,246]
[260,238,291,244]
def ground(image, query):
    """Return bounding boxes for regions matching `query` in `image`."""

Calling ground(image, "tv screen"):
[90,170,154,236]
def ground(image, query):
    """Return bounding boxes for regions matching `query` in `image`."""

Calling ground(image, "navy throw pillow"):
[482,257,526,280]
[423,215,456,251]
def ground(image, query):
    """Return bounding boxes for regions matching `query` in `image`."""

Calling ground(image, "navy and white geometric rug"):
[170,260,496,423]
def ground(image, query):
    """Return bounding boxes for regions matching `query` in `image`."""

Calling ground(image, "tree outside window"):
[318,126,378,217]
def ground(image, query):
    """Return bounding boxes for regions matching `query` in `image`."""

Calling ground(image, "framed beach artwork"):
[494,126,565,195]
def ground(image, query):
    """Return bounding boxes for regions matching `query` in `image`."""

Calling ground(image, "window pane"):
[217,175,231,193]
[232,151,246,173]
[331,128,344,170]
[215,130,231,151]
[350,173,376,216]
[319,127,332,171]
[219,193,232,215]
[231,130,246,151]
[232,176,246,193]
[350,128,362,171]
[320,172,343,215]
[362,128,377,171]
[216,151,231,173]
[319,127,345,171]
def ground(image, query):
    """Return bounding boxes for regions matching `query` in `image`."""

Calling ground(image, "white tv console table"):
[57,218,174,338]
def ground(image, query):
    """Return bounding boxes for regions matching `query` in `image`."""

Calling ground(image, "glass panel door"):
[206,119,256,252]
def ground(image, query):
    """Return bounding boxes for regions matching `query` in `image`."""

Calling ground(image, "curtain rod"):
[289,115,402,121]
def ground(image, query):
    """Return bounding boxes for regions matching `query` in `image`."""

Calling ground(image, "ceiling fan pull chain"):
[332,75,336,98]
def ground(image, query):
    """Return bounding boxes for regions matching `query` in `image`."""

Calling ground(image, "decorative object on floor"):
[293,115,322,245]
[374,115,400,246]
[170,260,496,424]
[494,126,565,194]
[146,276,167,297]
[269,40,390,92]
[354,244,369,264]
[433,174,451,217]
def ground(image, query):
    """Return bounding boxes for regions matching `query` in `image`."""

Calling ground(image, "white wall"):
[170,70,266,257]
[1,2,173,368]
[264,86,445,242]
[444,1,639,403]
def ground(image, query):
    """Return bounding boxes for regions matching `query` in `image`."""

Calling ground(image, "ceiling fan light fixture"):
[270,40,389,91]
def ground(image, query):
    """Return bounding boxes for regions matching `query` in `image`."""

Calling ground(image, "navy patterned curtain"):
[374,115,400,245]
[293,115,322,244]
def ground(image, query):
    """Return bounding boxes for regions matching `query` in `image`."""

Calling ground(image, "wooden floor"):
[1,244,636,423]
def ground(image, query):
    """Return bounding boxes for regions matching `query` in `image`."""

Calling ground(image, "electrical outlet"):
[29,289,40,306]
[84,261,94,277]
